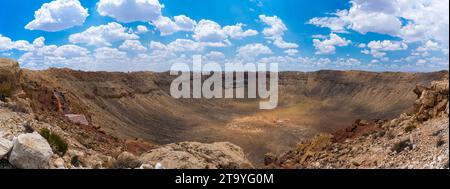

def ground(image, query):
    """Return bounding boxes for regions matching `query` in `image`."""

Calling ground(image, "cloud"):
[148,39,207,53]
[151,15,197,36]
[151,16,179,36]
[18,38,92,70]
[149,41,167,51]
[259,15,287,39]
[25,0,89,32]
[166,39,204,52]
[416,40,440,52]
[308,17,348,33]
[192,20,258,43]
[237,43,272,59]
[259,15,299,49]
[69,22,139,46]
[308,0,449,46]
[0,34,36,52]
[340,4,402,36]
[363,40,408,57]
[94,47,128,61]
[136,25,149,34]
[284,49,298,56]
[335,57,361,67]
[97,0,163,23]
[398,0,449,45]
[313,33,351,54]
[193,20,228,42]
[223,23,258,39]
[119,40,148,52]
[54,45,90,57]
[173,15,197,31]
[367,40,408,51]
[205,51,225,60]
[273,38,299,49]
[0,34,14,51]
[12,40,34,51]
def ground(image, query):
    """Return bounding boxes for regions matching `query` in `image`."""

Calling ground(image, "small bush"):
[71,156,81,167]
[39,128,50,139]
[373,130,386,139]
[391,139,413,153]
[0,79,14,100]
[23,123,35,133]
[404,125,417,133]
[436,138,445,148]
[111,152,142,169]
[39,128,69,156]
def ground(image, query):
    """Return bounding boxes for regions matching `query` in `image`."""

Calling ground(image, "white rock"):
[53,158,66,169]
[8,132,53,169]
[139,164,153,169]
[0,137,12,159]
[155,163,165,169]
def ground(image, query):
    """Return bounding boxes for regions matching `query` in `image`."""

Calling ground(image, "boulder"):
[65,114,89,126]
[431,80,449,94]
[0,137,12,159]
[8,132,54,169]
[419,90,437,108]
[413,85,429,98]
[52,158,66,169]
[140,142,254,169]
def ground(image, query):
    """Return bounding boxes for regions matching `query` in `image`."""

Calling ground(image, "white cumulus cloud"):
[308,0,449,46]
[313,33,351,55]
[223,23,258,39]
[119,40,148,52]
[259,15,299,49]
[25,0,89,32]
[363,40,408,58]
[69,22,139,46]
[97,0,163,23]
[237,43,272,59]
[151,15,197,36]
[136,25,149,34]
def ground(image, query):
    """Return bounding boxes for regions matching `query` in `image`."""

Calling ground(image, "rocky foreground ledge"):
[0,103,253,169]
[1,58,253,169]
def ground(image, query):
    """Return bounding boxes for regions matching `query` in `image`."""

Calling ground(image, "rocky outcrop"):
[140,142,254,169]
[0,137,12,159]
[269,75,449,169]
[414,79,449,122]
[8,132,54,169]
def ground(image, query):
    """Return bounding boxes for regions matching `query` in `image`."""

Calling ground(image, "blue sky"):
[0,0,448,72]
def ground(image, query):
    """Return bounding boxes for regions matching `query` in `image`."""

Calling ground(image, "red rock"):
[65,114,89,126]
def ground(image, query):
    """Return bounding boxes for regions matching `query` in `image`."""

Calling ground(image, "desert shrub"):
[39,128,50,139]
[71,156,81,167]
[0,80,13,100]
[373,130,386,139]
[436,138,445,148]
[404,125,417,133]
[39,128,69,156]
[391,139,413,153]
[22,123,35,133]
[111,152,142,169]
